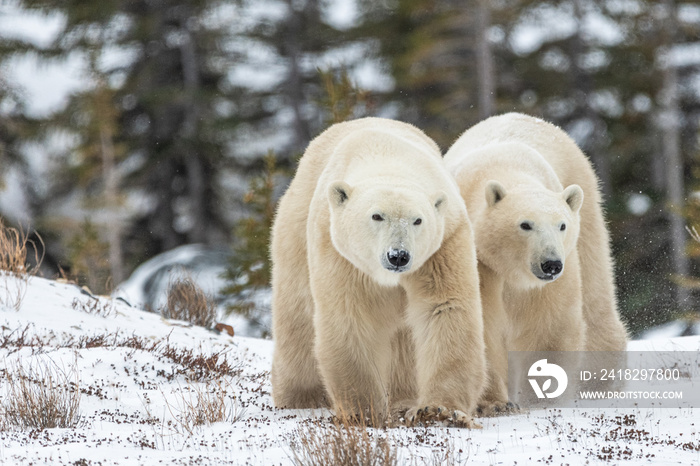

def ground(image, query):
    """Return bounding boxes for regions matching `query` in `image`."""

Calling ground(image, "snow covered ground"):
[0,274,699,465]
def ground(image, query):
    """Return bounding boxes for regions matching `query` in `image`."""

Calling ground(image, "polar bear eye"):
[520,222,532,231]
[372,214,384,221]
[560,223,567,231]
[414,218,422,225]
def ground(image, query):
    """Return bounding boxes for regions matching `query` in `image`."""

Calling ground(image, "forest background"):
[1,0,700,337]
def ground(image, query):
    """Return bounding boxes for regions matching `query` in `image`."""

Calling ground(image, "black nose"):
[541,260,563,276]
[387,250,411,267]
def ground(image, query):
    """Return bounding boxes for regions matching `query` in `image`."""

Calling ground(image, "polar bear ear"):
[328,181,353,208]
[433,191,447,213]
[485,180,506,207]
[562,184,584,213]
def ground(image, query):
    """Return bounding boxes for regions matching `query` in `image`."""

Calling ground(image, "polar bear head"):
[476,181,583,288]
[327,181,447,287]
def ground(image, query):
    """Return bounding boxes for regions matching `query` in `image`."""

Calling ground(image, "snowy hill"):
[0,274,699,465]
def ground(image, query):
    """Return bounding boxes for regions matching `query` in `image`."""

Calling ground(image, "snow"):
[0,4,86,118]
[323,0,358,30]
[638,319,700,342]
[2,52,87,119]
[0,273,699,464]
[0,167,32,225]
[629,334,700,352]
[510,5,578,55]
[510,3,624,56]
[627,192,653,216]
[668,42,700,68]
[0,4,64,48]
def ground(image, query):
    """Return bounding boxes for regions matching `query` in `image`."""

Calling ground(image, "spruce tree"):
[15,0,247,268]
[355,0,486,147]
[237,0,351,158]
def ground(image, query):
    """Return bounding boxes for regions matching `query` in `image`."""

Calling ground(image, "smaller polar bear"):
[444,113,628,415]
[271,117,486,427]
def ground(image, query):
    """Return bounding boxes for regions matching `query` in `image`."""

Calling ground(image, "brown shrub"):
[162,272,217,329]
[0,222,43,310]
[289,410,397,466]
[71,297,115,317]
[0,359,81,430]
[161,379,244,435]
[0,222,41,276]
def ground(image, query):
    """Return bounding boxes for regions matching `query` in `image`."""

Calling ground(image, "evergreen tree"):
[236,0,351,159]
[0,78,30,189]
[221,151,278,335]
[356,0,486,148]
[318,67,373,125]
[9,0,363,274]
[15,0,248,268]
[38,47,127,284]
[66,218,111,293]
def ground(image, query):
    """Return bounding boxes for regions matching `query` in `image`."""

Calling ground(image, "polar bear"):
[270,117,486,427]
[444,113,628,415]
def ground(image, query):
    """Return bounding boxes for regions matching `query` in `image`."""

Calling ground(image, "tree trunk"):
[659,0,690,310]
[180,23,208,245]
[100,124,123,286]
[283,0,312,153]
[571,0,611,198]
[476,0,495,120]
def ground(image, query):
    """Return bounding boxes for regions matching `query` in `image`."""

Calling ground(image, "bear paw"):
[404,405,482,429]
[476,401,520,417]
[275,386,329,410]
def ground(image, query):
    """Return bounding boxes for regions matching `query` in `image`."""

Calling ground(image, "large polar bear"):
[270,117,486,427]
[444,113,628,415]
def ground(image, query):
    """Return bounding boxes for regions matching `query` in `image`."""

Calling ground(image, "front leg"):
[477,333,519,417]
[314,307,393,424]
[400,222,487,428]
[477,263,519,417]
[309,253,403,424]
[389,326,417,410]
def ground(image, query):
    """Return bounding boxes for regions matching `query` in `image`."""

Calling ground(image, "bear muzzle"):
[383,248,412,273]
[532,259,563,281]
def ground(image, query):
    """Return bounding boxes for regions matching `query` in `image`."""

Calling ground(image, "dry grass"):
[0,222,41,276]
[161,379,244,435]
[162,271,217,329]
[71,296,115,317]
[0,358,81,430]
[0,222,43,310]
[287,406,468,466]
[288,411,398,466]
[0,324,46,355]
[0,326,242,382]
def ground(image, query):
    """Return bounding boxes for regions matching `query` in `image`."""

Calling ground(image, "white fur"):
[328,184,445,287]
[444,113,627,415]
[271,118,486,426]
